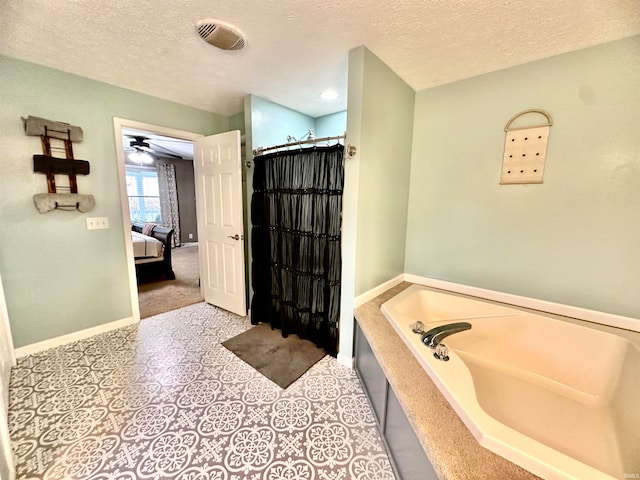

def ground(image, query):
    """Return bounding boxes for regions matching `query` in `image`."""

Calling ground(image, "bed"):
[131,222,176,282]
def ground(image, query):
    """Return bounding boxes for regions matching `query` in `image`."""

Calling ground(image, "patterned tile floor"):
[9,303,396,480]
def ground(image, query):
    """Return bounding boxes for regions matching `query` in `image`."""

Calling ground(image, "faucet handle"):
[434,343,449,362]
[411,321,425,334]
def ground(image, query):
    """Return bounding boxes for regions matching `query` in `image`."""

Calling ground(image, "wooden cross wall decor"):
[33,126,90,194]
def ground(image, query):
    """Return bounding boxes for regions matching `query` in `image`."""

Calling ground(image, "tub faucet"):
[422,322,472,348]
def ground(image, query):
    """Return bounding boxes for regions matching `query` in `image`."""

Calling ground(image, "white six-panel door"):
[194,131,247,316]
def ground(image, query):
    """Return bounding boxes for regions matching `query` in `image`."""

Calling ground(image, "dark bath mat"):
[222,324,327,389]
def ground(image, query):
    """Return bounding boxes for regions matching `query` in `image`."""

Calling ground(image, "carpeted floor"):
[137,243,203,318]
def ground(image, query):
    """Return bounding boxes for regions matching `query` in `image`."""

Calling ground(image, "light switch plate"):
[86,217,109,230]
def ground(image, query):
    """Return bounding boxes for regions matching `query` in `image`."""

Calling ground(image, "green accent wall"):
[0,55,230,347]
[315,111,347,138]
[339,47,414,360]
[352,48,415,295]
[246,95,316,154]
[405,35,640,319]
[228,111,245,134]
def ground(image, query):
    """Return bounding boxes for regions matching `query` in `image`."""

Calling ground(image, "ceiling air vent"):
[196,19,246,51]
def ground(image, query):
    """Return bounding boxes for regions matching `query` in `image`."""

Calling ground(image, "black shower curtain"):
[250,144,345,355]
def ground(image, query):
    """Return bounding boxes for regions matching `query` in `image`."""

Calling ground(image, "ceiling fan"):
[125,135,185,164]
[125,136,157,165]
[128,135,153,152]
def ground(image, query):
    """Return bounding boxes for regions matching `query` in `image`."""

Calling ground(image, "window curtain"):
[157,162,181,247]
[250,144,345,355]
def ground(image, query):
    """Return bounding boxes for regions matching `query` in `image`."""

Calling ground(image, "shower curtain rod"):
[252,134,345,156]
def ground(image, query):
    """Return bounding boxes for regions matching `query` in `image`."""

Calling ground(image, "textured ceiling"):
[1,0,639,118]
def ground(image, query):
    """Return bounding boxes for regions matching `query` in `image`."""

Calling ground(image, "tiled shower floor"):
[9,302,395,480]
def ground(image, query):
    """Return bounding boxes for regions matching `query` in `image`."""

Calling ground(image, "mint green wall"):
[247,95,315,151]
[0,55,229,347]
[229,111,245,134]
[340,48,365,361]
[339,47,414,360]
[353,48,415,295]
[315,111,347,138]
[406,35,640,319]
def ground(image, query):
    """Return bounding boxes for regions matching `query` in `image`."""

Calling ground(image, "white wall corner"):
[337,352,354,369]
[337,274,405,368]
[354,274,405,308]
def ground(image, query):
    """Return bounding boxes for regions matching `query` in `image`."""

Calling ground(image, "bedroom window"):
[125,167,162,223]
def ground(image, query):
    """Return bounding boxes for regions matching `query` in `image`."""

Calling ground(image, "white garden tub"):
[381,284,640,480]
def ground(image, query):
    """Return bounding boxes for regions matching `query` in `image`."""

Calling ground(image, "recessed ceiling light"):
[320,90,338,100]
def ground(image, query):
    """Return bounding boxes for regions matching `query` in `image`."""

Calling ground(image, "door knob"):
[227,234,240,240]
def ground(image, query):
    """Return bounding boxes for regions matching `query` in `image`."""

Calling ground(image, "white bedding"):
[131,231,164,258]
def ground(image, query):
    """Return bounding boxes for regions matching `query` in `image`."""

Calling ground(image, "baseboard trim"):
[337,274,405,368]
[14,316,138,358]
[337,352,354,368]
[354,274,404,308]
[404,274,640,332]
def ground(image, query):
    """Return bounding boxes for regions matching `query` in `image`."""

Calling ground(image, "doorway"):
[113,118,204,320]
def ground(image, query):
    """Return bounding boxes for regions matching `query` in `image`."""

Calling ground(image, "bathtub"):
[381,284,640,480]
